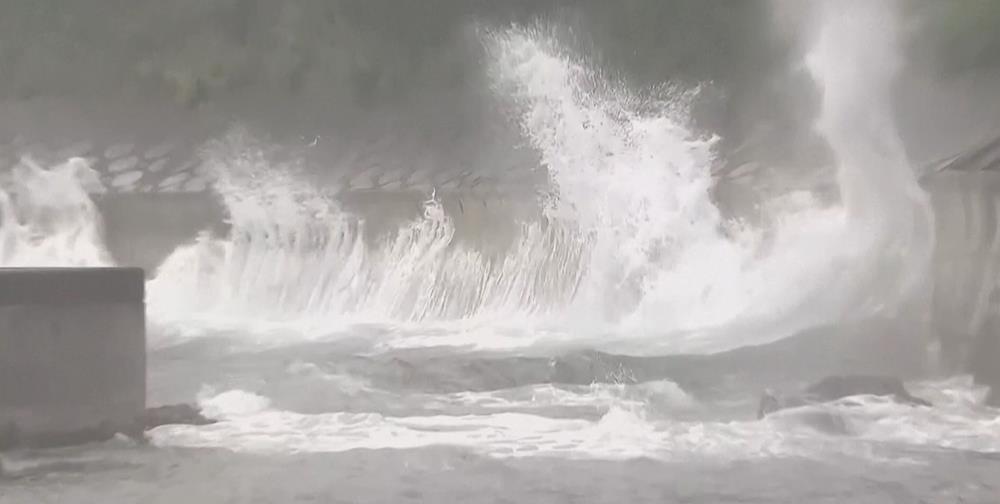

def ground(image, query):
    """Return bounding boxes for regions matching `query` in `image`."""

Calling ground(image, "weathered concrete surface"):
[923,136,1000,405]
[0,268,145,449]
[96,193,228,276]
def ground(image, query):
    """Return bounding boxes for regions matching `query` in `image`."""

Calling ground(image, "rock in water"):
[757,375,932,419]
[968,322,1000,407]
[803,375,932,407]
[757,389,811,419]
[141,404,217,430]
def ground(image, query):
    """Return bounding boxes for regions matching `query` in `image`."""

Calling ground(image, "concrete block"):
[0,268,145,449]
[96,193,228,276]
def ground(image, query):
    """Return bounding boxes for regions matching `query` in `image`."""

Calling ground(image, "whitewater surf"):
[1,1,998,502]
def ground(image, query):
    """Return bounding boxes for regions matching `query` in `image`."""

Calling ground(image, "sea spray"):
[804,0,935,315]
[133,12,931,354]
[0,156,111,267]
[146,129,588,337]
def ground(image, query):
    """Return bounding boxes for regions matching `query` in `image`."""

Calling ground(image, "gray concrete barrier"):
[923,135,1000,405]
[96,192,229,276]
[0,267,145,449]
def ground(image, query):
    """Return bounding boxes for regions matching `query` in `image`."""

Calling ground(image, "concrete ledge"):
[96,193,228,276]
[0,267,145,449]
[0,268,145,305]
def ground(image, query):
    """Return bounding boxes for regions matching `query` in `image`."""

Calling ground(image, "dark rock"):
[968,323,1000,407]
[757,389,809,419]
[141,404,216,430]
[803,375,932,407]
[757,375,932,419]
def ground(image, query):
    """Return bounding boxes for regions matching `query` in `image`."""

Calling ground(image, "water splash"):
[147,13,933,354]
[146,28,763,349]
[0,7,936,357]
[483,27,868,351]
[0,156,111,266]
[804,0,935,312]
[146,129,588,338]
[486,27,738,329]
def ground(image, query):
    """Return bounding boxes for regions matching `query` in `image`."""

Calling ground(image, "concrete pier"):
[0,268,145,448]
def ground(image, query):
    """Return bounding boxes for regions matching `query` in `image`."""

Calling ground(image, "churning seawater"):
[1,0,998,502]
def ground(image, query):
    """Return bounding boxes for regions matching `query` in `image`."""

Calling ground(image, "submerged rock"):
[757,375,932,419]
[141,404,217,430]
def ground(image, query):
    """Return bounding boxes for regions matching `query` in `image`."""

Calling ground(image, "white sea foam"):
[197,388,273,419]
[149,385,1000,462]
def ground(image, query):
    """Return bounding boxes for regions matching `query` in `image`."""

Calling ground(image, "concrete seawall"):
[96,192,229,277]
[94,189,539,276]
[0,268,145,448]
[923,135,1000,405]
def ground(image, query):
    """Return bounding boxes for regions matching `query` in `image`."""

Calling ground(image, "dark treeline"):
[0,1,995,167]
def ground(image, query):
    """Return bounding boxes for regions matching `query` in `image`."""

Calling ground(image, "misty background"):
[1,0,998,180]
